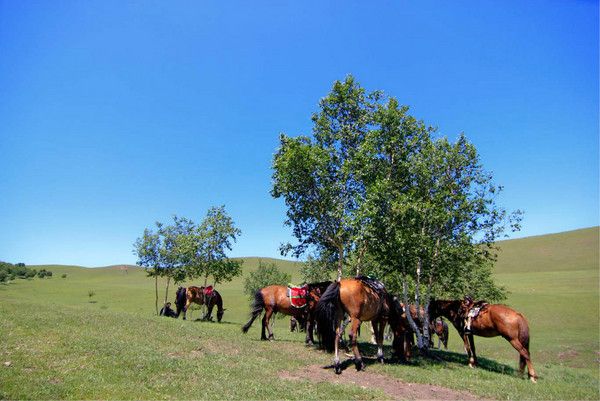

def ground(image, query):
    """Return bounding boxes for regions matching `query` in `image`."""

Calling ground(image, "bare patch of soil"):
[279,364,487,400]
[558,349,579,360]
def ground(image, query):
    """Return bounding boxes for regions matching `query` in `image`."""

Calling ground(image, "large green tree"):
[272,76,378,280]
[359,99,519,350]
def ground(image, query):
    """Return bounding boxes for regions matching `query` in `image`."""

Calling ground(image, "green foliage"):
[271,75,378,278]
[0,262,40,282]
[61,273,67,279]
[300,254,335,283]
[272,77,520,350]
[243,260,291,299]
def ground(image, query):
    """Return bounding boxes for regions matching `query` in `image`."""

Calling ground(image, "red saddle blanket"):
[203,286,214,297]
[287,285,308,308]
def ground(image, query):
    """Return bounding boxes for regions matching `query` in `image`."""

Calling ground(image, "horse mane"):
[307,281,332,292]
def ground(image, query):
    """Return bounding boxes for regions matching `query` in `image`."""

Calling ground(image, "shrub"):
[243,260,291,299]
[61,274,67,279]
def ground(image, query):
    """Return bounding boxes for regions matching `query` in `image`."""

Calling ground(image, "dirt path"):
[279,364,487,400]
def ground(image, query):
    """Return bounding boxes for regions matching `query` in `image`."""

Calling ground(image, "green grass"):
[1,229,598,400]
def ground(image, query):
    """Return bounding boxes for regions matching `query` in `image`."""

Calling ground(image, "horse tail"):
[175,287,187,318]
[242,290,265,333]
[518,314,530,350]
[315,281,341,352]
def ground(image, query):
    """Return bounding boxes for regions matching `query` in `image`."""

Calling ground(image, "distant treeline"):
[0,262,53,282]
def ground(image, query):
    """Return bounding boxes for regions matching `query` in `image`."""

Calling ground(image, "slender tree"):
[272,76,378,280]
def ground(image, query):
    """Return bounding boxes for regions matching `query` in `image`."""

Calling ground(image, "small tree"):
[244,261,291,299]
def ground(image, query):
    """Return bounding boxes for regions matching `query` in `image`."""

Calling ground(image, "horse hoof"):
[305,341,314,346]
[530,376,537,383]
[355,359,365,371]
[334,364,342,375]
[377,356,385,364]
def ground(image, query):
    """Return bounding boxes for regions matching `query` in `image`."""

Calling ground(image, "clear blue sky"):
[1,1,597,266]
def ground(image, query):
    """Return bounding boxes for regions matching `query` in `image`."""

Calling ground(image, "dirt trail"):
[279,364,488,400]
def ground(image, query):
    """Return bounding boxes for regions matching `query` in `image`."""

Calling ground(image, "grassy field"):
[0,228,598,400]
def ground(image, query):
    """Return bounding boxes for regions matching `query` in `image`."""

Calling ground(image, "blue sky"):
[1,1,598,266]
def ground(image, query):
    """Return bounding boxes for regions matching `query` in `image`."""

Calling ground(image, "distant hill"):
[494,226,598,274]
[27,226,598,276]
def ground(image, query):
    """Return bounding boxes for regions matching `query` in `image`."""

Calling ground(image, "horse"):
[314,277,409,374]
[430,317,449,349]
[429,299,537,382]
[175,286,225,322]
[403,305,448,349]
[241,281,331,345]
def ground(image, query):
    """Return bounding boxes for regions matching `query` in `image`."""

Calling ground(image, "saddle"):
[356,275,387,295]
[203,286,214,298]
[287,284,308,308]
[466,301,489,319]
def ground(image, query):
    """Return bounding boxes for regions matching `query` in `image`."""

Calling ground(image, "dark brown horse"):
[175,286,225,322]
[241,281,331,344]
[315,277,409,374]
[429,299,537,382]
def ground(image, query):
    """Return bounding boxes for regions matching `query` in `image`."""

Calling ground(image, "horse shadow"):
[327,342,517,377]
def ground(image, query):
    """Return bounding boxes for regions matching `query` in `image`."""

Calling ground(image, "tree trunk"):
[154,274,159,315]
[402,279,424,350]
[336,243,344,282]
[414,258,430,351]
[164,276,171,306]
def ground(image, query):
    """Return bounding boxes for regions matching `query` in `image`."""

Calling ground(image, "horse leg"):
[264,309,275,340]
[468,334,477,367]
[261,308,270,340]
[349,319,365,371]
[305,314,314,345]
[205,301,214,321]
[334,322,342,374]
[509,338,537,382]
[183,299,192,320]
[373,319,385,364]
[463,333,476,367]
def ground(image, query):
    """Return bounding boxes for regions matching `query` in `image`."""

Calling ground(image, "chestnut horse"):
[241,281,331,345]
[429,300,537,382]
[175,286,225,322]
[315,277,409,374]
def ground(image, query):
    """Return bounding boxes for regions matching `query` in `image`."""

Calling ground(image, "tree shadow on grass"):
[354,342,517,377]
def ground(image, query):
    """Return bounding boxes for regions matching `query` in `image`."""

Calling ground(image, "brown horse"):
[241,281,331,344]
[315,277,409,374]
[175,286,225,322]
[430,318,449,349]
[429,299,537,382]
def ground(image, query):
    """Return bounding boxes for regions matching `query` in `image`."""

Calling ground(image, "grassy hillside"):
[494,227,599,273]
[2,228,598,400]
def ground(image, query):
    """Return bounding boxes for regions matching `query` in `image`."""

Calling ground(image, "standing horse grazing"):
[241,281,331,344]
[315,277,408,374]
[429,300,537,382]
[175,286,225,322]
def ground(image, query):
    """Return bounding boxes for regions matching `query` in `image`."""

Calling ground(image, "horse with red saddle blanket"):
[175,285,225,322]
[242,281,331,344]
